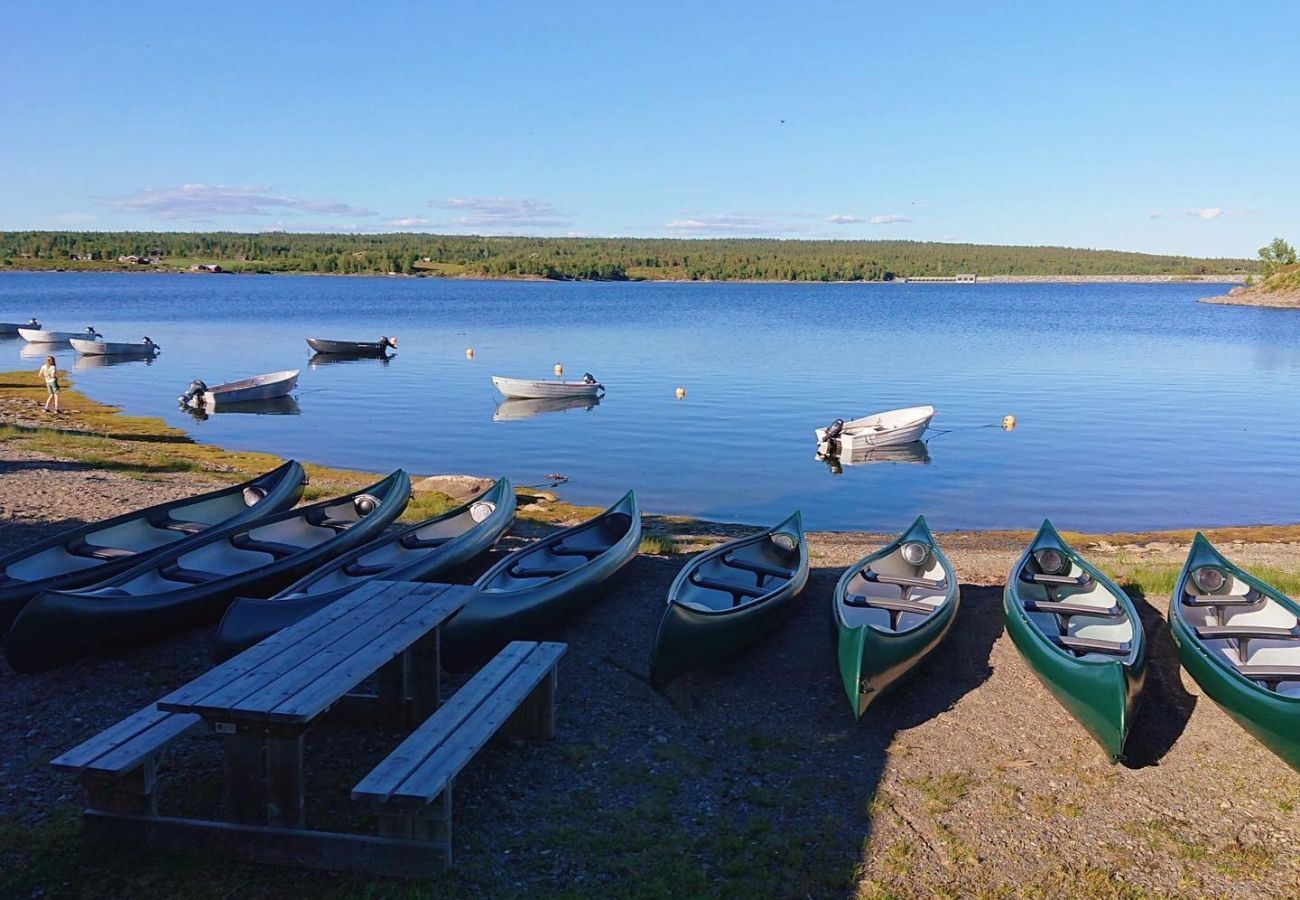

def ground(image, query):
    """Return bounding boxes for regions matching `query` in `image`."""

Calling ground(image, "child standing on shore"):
[38,355,60,413]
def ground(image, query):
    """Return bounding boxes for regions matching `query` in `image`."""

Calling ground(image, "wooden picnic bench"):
[49,580,569,876]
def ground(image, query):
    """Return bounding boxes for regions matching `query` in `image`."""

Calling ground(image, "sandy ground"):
[1200,285,1300,309]
[1,446,1297,897]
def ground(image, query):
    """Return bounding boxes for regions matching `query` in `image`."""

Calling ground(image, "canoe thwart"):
[721,552,797,581]
[1047,634,1130,655]
[550,543,605,560]
[1024,572,1093,587]
[687,574,769,601]
[864,570,947,590]
[1182,592,1263,608]
[158,563,222,585]
[1236,664,1300,685]
[398,534,452,551]
[65,538,135,562]
[148,516,206,535]
[229,533,302,560]
[843,594,934,615]
[1195,625,1299,641]
[1023,599,1121,618]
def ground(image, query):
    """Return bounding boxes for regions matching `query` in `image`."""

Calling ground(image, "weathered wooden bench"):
[50,703,201,816]
[352,640,567,865]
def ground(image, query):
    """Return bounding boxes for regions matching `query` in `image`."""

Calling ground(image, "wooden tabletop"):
[158,580,469,726]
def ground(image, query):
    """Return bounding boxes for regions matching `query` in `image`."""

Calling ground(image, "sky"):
[3,1,1296,258]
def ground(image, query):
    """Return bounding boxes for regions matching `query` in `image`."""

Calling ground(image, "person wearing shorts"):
[38,355,59,413]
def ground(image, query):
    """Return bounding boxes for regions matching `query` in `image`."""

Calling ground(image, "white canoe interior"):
[839,546,949,632]
[477,507,632,592]
[1179,569,1300,698]
[1017,552,1137,663]
[3,490,269,583]
[102,494,373,595]
[674,528,802,612]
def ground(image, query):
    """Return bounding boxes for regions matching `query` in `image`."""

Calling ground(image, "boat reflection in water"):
[308,351,393,368]
[19,342,68,359]
[183,395,301,422]
[74,351,157,369]
[493,395,602,422]
[817,440,931,474]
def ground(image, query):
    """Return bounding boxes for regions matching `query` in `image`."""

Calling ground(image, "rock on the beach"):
[412,474,494,500]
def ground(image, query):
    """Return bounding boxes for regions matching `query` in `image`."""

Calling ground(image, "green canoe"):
[1003,520,1147,762]
[649,511,808,686]
[1168,534,1300,772]
[834,516,959,719]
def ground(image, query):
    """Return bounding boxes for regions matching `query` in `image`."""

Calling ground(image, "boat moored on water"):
[1003,520,1147,762]
[306,336,397,356]
[18,325,101,344]
[178,369,299,409]
[834,516,959,719]
[70,336,160,356]
[815,405,934,454]
[1169,534,1300,771]
[492,374,604,400]
[0,318,41,335]
[650,511,808,686]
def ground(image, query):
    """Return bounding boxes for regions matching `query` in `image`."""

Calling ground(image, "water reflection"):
[816,441,931,474]
[74,352,158,369]
[494,395,602,421]
[308,351,393,368]
[183,395,301,421]
[20,341,69,357]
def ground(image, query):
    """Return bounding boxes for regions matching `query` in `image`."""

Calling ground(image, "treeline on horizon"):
[0,231,1256,281]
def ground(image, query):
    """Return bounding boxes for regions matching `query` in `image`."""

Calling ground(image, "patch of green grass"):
[638,535,676,555]
[1118,562,1300,597]
[904,771,976,816]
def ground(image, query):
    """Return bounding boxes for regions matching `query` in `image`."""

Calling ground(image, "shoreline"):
[1199,285,1300,309]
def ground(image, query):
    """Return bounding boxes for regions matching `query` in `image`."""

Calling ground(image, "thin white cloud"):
[379,216,435,228]
[102,184,376,222]
[427,197,571,228]
[665,214,780,235]
[1189,207,1224,220]
[910,200,933,209]
[1151,206,1253,221]
[869,214,912,225]
[827,214,865,224]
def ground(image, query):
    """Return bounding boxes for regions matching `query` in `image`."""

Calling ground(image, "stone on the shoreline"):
[412,474,494,500]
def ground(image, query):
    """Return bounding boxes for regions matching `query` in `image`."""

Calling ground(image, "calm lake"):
[2,272,1297,532]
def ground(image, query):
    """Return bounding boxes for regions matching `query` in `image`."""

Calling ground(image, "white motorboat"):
[18,325,101,344]
[815,405,935,452]
[71,336,160,356]
[0,318,41,335]
[179,369,299,409]
[492,374,604,400]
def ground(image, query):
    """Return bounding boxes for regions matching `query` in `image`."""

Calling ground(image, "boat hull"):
[214,478,515,658]
[194,370,299,407]
[0,322,39,334]
[19,329,100,344]
[0,460,305,637]
[306,338,394,356]
[491,376,603,400]
[440,491,640,671]
[71,338,158,356]
[649,512,808,685]
[4,471,409,672]
[835,517,959,719]
[1003,521,1147,761]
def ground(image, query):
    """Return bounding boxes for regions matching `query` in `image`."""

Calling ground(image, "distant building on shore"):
[902,273,977,283]
[189,263,224,273]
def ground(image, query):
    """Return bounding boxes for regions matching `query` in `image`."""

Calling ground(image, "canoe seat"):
[352,641,565,866]
[399,534,452,551]
[66,537,136,561]
[230,533,301,559]
[551,542,604,560]
[1048,634,1129,655]
[1196,625,1299,641]
[1183,592,1262,608]
[1024,572,1092,587]
[159,563,223,585]
[343,561,393,578]
[1024,599,1120,618]
[148,516,206,535]
[1236,664,1300,687]
[844,594,934,615]
[722,553,795,580]
[305,510,354,533]
[508,562,577,579]
[864,570,946,590]
[688,574,768,602]
[51,702,201,816]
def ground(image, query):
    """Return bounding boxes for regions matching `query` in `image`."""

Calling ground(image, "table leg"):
[223,732,266,825]
[265,732,305,828]
[377,656,407,728]
[409,628,442,722]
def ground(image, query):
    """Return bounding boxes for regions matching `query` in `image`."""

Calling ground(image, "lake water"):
[2,272,1297,532]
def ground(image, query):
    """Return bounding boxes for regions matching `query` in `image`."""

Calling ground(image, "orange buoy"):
[465,347,474,359]
[554,363,563,377]
[1002,415,1016,431]
[675,387,686,400]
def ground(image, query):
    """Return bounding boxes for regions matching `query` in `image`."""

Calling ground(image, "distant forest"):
[0,231,1257,281]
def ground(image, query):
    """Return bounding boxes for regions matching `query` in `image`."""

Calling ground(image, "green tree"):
[1258,237,1297,274]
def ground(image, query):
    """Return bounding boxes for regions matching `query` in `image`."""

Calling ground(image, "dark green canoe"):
[834,516,959,719]
[649,511,808,686]
[1169,534,1300,772]
[1003,520,1147,762]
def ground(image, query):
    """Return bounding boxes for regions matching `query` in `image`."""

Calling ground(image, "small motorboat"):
[0,318,41,335]
[815,405,934,453]
[492,374,604,400]
[834,516,959,719]
[649,511,808,686]
[440,490,640,670]
[0,460,306,637]
[4,470,411,673]
[214,478,515,658]
[1169,534,1300,771]
[179,369,299,409]
[18,325,102,344]
[1003,520,1147,762]
[306,336,397,356]
[493,395,601,421]
[70,336,160,356]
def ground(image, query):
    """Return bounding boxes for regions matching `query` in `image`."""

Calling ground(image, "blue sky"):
[4,1,1295,257]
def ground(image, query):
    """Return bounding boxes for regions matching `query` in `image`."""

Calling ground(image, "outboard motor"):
[26,317,40,328]
[582,372,597,385]
[86,325,100,337]
[178,379,208,407]
[825,418,845,441]
[383,335,398,349]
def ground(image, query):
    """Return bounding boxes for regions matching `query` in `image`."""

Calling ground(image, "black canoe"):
[214,477,515,658]
[0,460,306,637]
[5,470,410,673]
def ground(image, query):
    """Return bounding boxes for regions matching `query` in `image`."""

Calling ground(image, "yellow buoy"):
[1002,415,1016,431]
[465,347,474,359]
[675,387,686,400]
[554,363,563,377]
